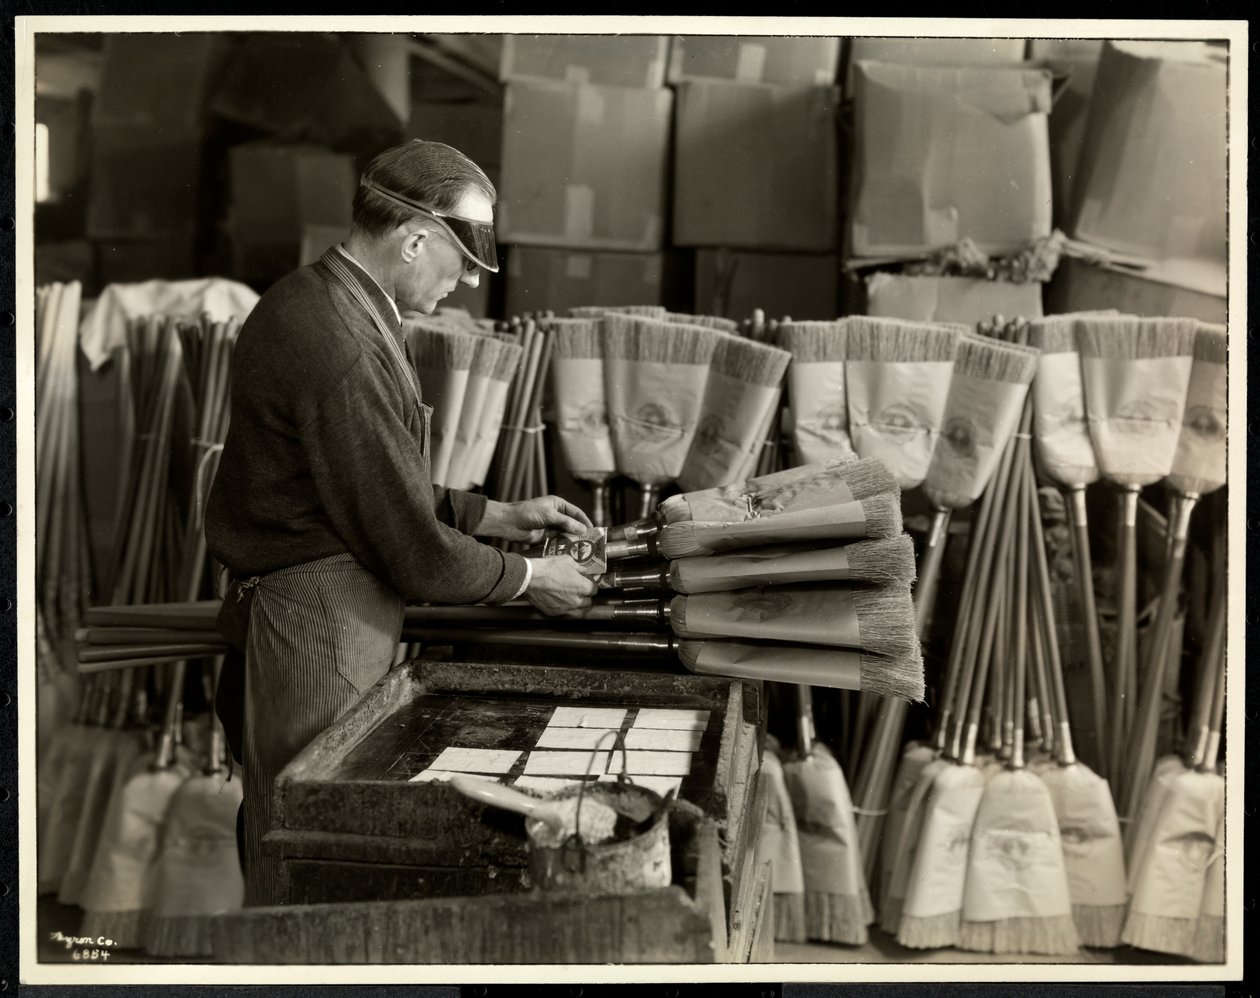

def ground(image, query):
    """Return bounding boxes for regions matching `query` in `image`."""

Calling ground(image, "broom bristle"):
[145,914,216,958]
[1072,903,1126,948]
[1075,316,1199,361]
[491,341,524,383]
[1194,322,1228,364]
[774,894,809,943]
[666,311,740,333]
[897,911,961,949]
[851,585,918,658]
[959,915,1081,955]
[837,457,899,501]
[777,320,848,363]
[860,492,904,539]
[1025,316,1082,355]
[547,318,604,360]
[658,522,706,559]
[711,335,792,387]
[602,314,719,365]
[80,908,150,950]
[879,895,905,936]
[467,333,504,377]
[669,595,689,634]
[844,535,917,586]
[404,325,478,370]
[659,495,691,524]
[676,639,702,670]
[860,650,925,702]
[571,304,666,319]
[846,317,964,363]
[953,335,1040,385]
[1190,913,1226,963]
[804,890,870,945]
[1121,911,1200,956]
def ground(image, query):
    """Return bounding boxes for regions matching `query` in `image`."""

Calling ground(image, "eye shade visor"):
[360,177,500,273]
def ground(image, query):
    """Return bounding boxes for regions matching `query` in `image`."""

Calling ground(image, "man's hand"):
[476,495,593,543]
[523,556,601,616]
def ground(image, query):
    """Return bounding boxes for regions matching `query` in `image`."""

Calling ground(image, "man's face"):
[396,188,493,314]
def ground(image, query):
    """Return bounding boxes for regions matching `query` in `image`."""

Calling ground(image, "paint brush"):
[678,333,791,491]
[602,314,720,518]
[778,320,855,466]
[547,317,618,525]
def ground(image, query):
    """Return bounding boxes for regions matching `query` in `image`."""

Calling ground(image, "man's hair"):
[352,139,497,238]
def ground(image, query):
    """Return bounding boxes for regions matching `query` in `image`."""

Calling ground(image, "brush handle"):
[590,481,609,529]
[914,508,951,638]
[604,564,671,592]
[1028,466,1075,767]
[637,483,661,521]
[1010,456,1031,770]
[1118,493,1196,822]
[1065,485,1109,773]
[449,774,566,835]
[1108,487,1141,787]
[607,518,662,543]
[1184,577,1227,769]
[407,628,677,655]
[1201,625,1227,773]
[795,684,815,757]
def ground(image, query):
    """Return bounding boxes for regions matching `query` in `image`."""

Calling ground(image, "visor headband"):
[359,176,499,272]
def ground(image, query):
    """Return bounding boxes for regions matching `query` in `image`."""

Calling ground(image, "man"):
[205,139,597,906]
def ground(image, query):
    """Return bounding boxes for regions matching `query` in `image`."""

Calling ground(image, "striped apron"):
[240,553,404,907]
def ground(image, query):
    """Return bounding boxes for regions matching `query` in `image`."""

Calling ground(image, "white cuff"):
[513,557,535,600]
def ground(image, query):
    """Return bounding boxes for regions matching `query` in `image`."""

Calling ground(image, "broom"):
[780,686,872,944]
[1118,322,1228,838]
[761,738,807,943]
[777,320,855,466]
[603,313,719,518]
[570,304,667,320]
[1122,629,1226,957]
[464,338,524,495]
[852,335,1039,877]
[1190,809,1226,964]
[665,310,740,333]
[1030,468,1128,948]
[547,317,618,526]
[144,662,245,957]
[677,334,791,492]
[1076,316,1198,792]
[1026,313,1112,774]
[404,321,477,488]
[957,453,1080,955]
[605,535,916,595]
[443,333,501,490]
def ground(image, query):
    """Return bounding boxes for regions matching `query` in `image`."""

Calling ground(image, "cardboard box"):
[499,35,669,89]
[211,34,403,154]
[93,34,232,128]
[1027,39,1104,61]
[844,37,1027,93]
[1041,53,1101,228]
[504,247,667,316]
[864,272,1043,324]
[407,100,504,173]
[229,144,356,284]
[847,62,1053,258]
[86,123,205,238]
[674,81,840,251]
[1069,41,1226,270]
[667,36,839,86]
[498,81,672,251]
[694,250,839,321]
[1044,256,1226,325]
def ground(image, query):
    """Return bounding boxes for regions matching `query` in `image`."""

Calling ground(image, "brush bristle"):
[851,585,918,658]
[659,495,691,524]
[1194,323,1228,364]
[837,456,900,501]
[492,341,524,382]
[844,535,917,586]
[666,311,739,333]
[405,325,478,370]
[953,335,1040,385]
[803,890,871,945]
[1072,904,1125,949]
[1075,316,1199,360]
[1121,911,1200,956]
[860,492,903,539]
[602,314,719,365]
[897,911,961,949]
[775,893,809,943]
[711,334,792,387]
[860,649,925,701]
[777,320,848,363]
[1025,315,1082,355]
[846,317,964,363]
[658,522,706,559]
[145,914,215,957]
[570,304,666,319]
[676,639,702,669]
[669,595,689,635]
[547,318,604,359]
[959,915,1081,955]
[467,333,504,376]
[80,908,150,949]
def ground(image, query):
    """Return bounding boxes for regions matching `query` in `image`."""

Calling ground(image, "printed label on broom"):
[633,707,710,731]
[542,528,609,575]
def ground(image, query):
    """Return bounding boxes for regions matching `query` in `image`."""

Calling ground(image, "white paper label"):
[623,727,703,752]
[633,708,710,731]
[1032,352,1099,487]
[681,371,780,490]
[523,750,610,777]
[1169,356,1227,490]
[429,748,521,774]
[550,706,628,729]
[606,358,709,483]
[552,356,617,477]
[789,361,852,467]
[901,766,986,919]
[847,360,954,490]
[535,725,621,750]
[923,374,1029,507]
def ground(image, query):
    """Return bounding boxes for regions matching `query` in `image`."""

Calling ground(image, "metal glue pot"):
[525,780,672,894]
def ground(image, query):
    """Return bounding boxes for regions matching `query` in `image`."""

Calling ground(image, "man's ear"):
[400,226,429,263]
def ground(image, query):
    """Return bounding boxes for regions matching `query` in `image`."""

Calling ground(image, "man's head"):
[349,140,499,314]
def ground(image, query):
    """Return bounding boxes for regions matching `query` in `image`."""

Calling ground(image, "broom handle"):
[590,481,609,529]
[1184,575,1227,769]
[1066,485,1109,772]
[1118,492,1196,822]
[795,684,814,756]
[1010,454,1031,771]
[1201,626,1227,773]
[637,483,661,521]
[1107,486,1140,784]
[1029,460,1076,767]
[1026,552,1055,758]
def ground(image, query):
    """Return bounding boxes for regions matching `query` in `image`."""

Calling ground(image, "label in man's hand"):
[542,527,609,575]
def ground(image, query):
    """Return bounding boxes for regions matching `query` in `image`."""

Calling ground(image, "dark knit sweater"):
[205,250,527,605]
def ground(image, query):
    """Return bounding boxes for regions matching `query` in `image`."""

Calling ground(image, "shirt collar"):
[335,243,401,324]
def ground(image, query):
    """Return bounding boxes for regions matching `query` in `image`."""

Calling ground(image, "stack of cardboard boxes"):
[495,36,676,316]
[841,36,1049,323]
[1049,40,1227,323]
[670,36,842,320]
